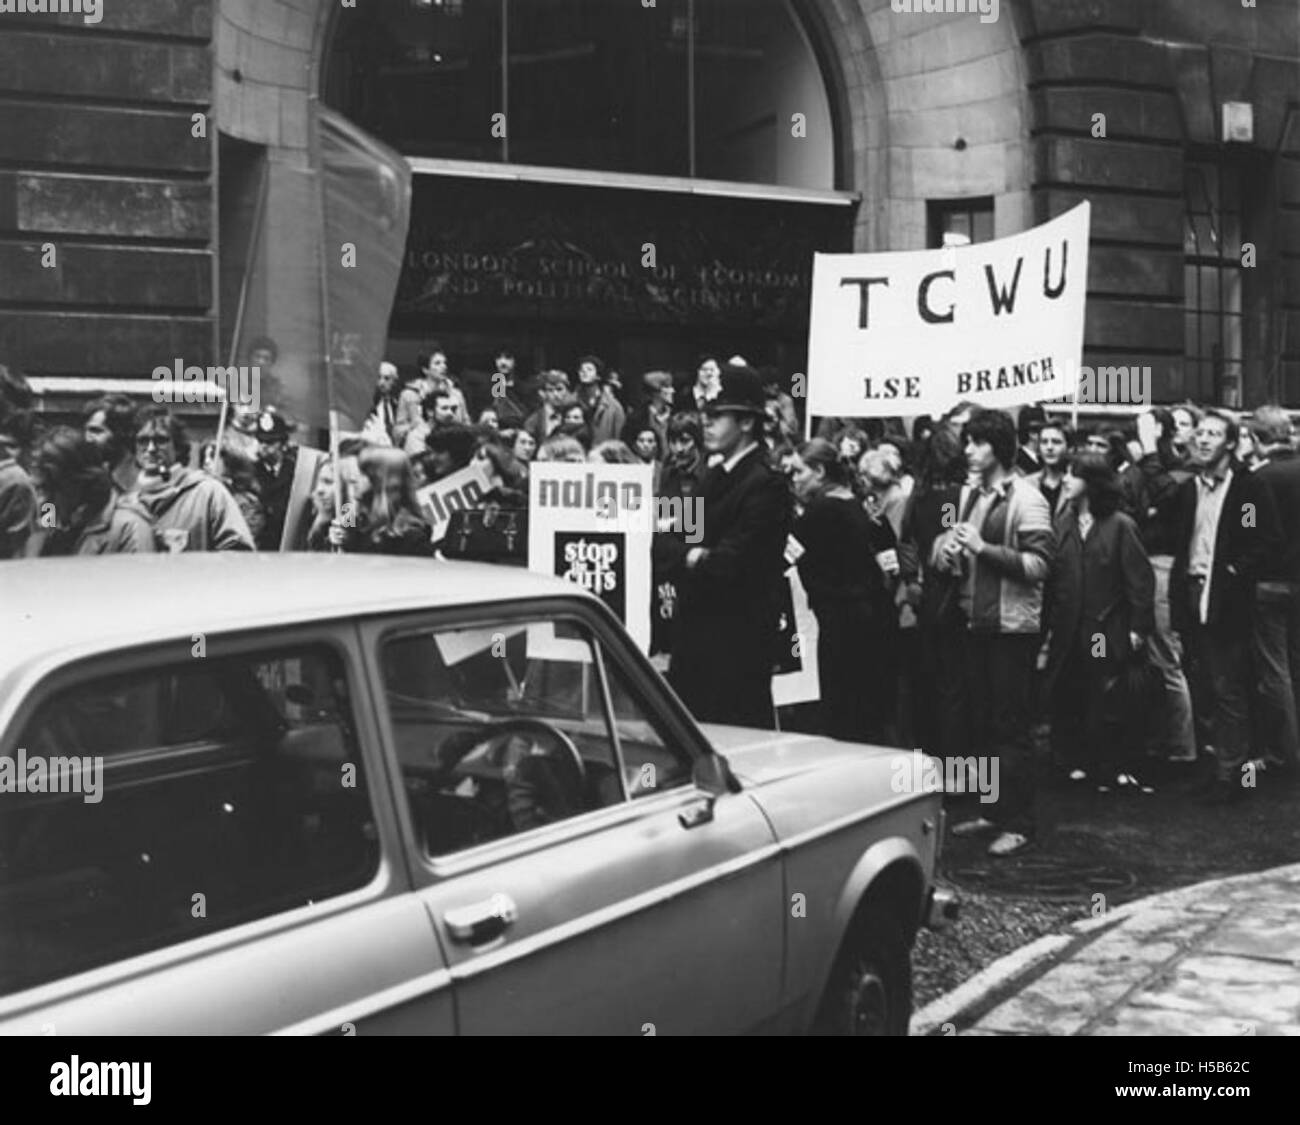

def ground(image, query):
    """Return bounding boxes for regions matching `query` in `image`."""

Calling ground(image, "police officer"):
[659,365,792,729]
[252,408,298,551]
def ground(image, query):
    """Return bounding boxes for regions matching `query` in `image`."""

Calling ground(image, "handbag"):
[441,506,528,565]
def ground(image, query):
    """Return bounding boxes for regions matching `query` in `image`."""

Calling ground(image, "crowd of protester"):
[2,350,1298,861]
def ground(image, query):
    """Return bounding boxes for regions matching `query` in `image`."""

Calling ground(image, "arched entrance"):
[319,0,858,395]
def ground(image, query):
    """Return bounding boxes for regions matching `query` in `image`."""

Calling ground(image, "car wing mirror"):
[692,752,741,796]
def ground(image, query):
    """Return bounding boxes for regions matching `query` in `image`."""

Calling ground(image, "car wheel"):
[813,914,912,1036]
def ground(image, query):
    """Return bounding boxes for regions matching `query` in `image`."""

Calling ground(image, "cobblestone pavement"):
[914,863,1300,1036]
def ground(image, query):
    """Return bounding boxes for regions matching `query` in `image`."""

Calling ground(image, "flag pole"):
[309,95,344,547]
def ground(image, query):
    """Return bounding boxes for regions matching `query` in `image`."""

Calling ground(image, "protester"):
[205,439,267,546]
[574,354,626,445]
[658,365,791,729]
[1126,408,1197,764]
[759,366,800,444]
[523,370,570,446]
[589,440,641,465]
[477,408,499,431]
[82,393,139,494]
[509,428,537,464]
[1023,419,1072,525]
[536,434,586,464]
[0,364,37,559]
[487,347,529,430]
[1016,405,1047,476]
[404,387,461,457]
[939,409,1054,857]
[251,408,298,551]
[898,424,968,758]
[789,438,898,742]
[1248,405,1300,777]
[837,425,868,467]
[1170,402,1201,466]
[32,428,155,555]
[367,360,401,442]
[1170,410,1280,802]
[621,370,675,452]
[1045,453,1155,792]
[684,354,722,413]
[419,423,477,483]
[327,446,432,557]
[133,407,254,552]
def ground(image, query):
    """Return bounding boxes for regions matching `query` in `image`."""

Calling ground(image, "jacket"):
[580,385,627,447]
[70,494,156,555]
[1254,450,1300,583]
[136,467,255,552]
[1020,468,1071,526]
[1169,463,1280,633]
[1045,505,1154,691]
[658,444,792,727]
[0,452,36,559]
[939,475,1054,634]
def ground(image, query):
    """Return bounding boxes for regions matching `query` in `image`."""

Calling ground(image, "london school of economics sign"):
[392,175,854,333]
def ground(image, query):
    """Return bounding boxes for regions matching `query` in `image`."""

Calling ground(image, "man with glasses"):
[133,406,254,552]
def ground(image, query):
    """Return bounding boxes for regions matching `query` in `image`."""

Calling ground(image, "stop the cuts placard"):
[807,203,1090,419]
[528,462,654,652]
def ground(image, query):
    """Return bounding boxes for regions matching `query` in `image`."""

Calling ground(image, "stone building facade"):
[1,0,1296,417]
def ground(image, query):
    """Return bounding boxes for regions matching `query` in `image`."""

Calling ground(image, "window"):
[380,616,692,856]
[927,198,994,249]
[0,646,379,998]
[324,0,834,188]
[1185,158,1245,407]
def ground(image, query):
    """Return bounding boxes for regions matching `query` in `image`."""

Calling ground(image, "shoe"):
[951,817,998,838]
[988,832,1031,857]
[1068,769,1087,782]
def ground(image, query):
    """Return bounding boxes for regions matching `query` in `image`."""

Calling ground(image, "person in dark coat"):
[789,438,897,742]
[658,365,791,729]
[252,408,299,550]
[1045,453,1155,791]
[1169,410,1281,802]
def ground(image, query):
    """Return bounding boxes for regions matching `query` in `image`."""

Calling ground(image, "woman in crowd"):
[506,428,537,464]
[897,425,968,757]
[589,440,642,465]
[628,427,663,490]
[536,435,587,464]
[326,446,432,557]
[621,370,674,453]
[1044,452,1155,792]
[788,438,898,743]
[32,427,154,555]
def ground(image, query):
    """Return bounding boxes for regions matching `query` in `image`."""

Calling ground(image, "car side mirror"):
[692,753,740,796]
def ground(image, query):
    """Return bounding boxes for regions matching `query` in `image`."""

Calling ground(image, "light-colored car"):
[0,555,952,1036]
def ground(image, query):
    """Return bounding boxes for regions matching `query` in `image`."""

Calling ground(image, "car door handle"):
[678,796,715,829]
[445,893,518,945]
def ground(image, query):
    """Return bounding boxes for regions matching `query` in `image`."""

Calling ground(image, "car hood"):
[699,723,907,786]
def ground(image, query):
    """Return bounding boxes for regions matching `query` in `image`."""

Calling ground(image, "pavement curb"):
[911,861,1300,1037]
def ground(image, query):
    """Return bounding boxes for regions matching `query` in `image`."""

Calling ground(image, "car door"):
[360,598,786,1035]
[0,625,453,1035]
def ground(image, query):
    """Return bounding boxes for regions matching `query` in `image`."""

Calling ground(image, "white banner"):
[528,463,654,653]
[807,203,1090,419]
[416,459,499,544]
[772,566,820,707]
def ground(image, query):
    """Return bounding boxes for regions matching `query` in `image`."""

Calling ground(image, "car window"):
[381,618,632,856]
[602,651,693,799]
[0,645,379,999]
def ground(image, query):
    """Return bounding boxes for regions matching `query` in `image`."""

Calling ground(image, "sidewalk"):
[913,863,1300,1036]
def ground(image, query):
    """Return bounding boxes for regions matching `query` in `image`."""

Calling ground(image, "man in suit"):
[1170,409,1281,803]
[659,365,791,729]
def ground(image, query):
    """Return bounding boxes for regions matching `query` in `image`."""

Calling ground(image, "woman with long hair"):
[327,446,432,557]
[788,438,897,743]
[1044,452,1156,791]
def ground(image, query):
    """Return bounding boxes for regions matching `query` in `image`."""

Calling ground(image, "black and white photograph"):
[1,0,1299,1091]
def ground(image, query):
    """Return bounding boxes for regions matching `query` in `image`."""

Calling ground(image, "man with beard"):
[82,393,139,494]
[133,407,254,552]
[251,408,298,550]
[658,366,791,728]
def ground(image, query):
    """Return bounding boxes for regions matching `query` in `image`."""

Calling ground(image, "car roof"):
[0,554,584,694]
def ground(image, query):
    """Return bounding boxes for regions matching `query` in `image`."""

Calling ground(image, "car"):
[0,554,953,1036]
